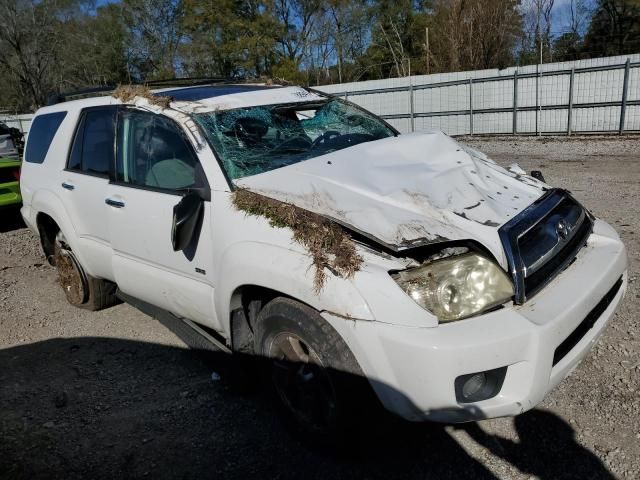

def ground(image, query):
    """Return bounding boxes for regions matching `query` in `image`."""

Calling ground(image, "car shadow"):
[0,336,614,480]
[0,206,26,233]
[461,412,616,480]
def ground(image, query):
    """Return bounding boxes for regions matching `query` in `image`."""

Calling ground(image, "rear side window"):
[24,112,67,164]
[67,107,116,176]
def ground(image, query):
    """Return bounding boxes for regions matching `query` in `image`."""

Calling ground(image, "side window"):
[67,108,116,176]
[116,110,202,191]
[25,111,67,164]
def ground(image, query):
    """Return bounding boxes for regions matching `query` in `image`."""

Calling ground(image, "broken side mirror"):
[171,192,204,251]
[530,170,546,183]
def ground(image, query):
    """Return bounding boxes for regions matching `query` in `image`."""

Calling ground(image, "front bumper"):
[324,219,627,422]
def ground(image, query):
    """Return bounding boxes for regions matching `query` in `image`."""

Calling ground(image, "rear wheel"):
[53,234,119,311]
[253,297,376,444]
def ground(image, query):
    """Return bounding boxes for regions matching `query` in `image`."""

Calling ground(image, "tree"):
[427,0,523,73]
[122,0,185,80]
[62,3,131,88]
[553,32,584,60]
[2,0,608,111]
[357,0,420,79]
[582,0,640,56]
[0,0,66,110]
[274,0,320,65]
[321,0,369,83]
[475,0,524,69]
[181,0,279,78]
[519,0,555,64]
[552,0,590,61]
[0,0,122,111]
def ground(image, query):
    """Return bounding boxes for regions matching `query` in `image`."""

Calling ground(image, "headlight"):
[392,253,514,323]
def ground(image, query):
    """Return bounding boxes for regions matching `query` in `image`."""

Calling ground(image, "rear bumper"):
[324,219,627,422]
[0,181,21,207]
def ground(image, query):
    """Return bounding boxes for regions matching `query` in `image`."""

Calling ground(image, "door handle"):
[61,182,75,191]
[105,198,125,208]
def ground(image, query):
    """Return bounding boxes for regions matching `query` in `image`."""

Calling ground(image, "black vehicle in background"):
[0,121,24,158]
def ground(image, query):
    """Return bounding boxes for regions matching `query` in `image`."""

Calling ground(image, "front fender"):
[214,241,375,336]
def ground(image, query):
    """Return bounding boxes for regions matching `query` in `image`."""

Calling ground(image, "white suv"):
[20,83,627,435]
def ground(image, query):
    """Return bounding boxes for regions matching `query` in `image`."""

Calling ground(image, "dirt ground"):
[1,135,638,479]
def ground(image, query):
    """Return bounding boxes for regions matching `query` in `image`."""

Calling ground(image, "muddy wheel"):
[254,297,376,444]
[53,236,120,311]
[54,245,88,306]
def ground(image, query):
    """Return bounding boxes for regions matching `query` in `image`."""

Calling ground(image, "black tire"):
[53,243,120,311]
[253,297,377,445]
[83,274,120,311]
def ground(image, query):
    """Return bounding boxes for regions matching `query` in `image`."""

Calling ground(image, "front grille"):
[553,276,623,366]
[499,189,593,304]
[524,212,592,297]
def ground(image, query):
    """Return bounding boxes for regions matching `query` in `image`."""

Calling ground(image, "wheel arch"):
[216,242,374,347]
[31,189,84,266]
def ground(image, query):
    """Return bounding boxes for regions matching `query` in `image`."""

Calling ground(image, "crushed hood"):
[236,131,546,268]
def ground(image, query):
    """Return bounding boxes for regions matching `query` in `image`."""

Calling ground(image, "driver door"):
[106,108,218,329]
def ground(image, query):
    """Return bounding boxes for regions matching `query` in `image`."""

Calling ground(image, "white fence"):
[316,54,640,135]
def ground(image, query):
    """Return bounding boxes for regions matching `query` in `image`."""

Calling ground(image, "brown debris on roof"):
[232,189,363,292]
[112,84,173,109]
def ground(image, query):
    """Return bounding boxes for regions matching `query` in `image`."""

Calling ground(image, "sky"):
[550,0,597,35]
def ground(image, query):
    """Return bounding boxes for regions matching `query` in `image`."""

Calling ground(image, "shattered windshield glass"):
[193,98,396,180]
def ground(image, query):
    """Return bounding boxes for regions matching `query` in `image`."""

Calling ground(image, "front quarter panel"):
[212,191,377,337]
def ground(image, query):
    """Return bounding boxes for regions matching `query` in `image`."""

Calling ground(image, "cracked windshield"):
[193,98,395,180]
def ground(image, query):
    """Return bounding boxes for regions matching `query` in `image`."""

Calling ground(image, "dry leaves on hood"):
[232,189,363,292]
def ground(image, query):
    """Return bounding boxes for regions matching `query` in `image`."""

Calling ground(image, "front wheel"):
[253,297,377,443]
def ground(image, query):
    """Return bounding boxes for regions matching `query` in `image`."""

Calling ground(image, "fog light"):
[462,373,486,399]
[454,367,507,404]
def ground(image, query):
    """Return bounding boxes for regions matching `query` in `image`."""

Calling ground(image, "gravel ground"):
[1,135,638,479]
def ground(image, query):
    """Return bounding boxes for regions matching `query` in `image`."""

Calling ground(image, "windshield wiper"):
[269,146,310,154]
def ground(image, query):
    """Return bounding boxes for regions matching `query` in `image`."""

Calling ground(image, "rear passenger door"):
[61,106,117,280]
[105,108,218,329]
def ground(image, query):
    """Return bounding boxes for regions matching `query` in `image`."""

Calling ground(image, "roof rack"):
[46,76,272,106]
[46,86,116,106]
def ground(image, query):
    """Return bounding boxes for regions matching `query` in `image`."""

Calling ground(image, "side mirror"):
[171,192,204,252]
[530,170,546,183]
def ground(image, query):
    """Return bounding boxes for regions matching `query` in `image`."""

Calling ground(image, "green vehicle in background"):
[0,120,24,208]
[0,157,21,208]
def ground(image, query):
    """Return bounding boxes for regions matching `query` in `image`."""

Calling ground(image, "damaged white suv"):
[20,83,627,435]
